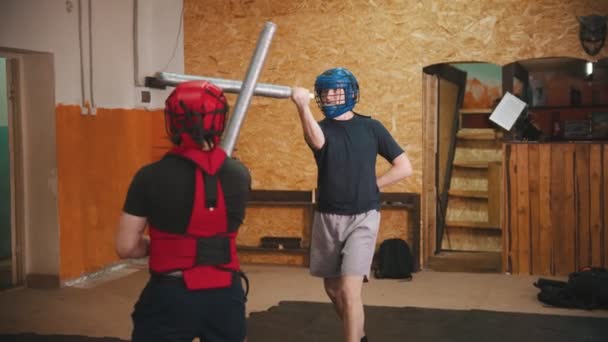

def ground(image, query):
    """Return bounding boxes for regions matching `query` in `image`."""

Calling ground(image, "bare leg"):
[325,276,365,342]
[340,275,365,342]
[324,277,344,319]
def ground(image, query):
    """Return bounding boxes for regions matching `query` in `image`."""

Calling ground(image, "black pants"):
[131,273,246,342]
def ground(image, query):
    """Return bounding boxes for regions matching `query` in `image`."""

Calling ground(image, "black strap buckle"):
[196,236,231,265]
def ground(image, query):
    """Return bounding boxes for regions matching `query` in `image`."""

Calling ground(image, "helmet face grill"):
[164,81,228,147]
[314,68,359,118]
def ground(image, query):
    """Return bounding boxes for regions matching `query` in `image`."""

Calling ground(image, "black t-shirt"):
[314,113,404,215]
[123,154,251,234]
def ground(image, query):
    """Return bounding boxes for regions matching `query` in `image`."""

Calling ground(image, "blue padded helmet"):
[314,68,359,118]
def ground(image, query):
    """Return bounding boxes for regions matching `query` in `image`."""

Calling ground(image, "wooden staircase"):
[441,110,503,252]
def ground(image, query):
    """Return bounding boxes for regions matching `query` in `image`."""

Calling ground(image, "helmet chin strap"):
[322,105,352,119]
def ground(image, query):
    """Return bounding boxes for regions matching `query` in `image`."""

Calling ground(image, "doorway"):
[0,56,19,289]
[0,49,61,288]
[422,57,608,273]
[422,62,504,273]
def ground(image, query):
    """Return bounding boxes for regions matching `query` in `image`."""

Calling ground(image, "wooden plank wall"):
[503,143,608,276]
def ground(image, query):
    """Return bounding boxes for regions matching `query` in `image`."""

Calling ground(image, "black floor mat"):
[0,334,126,342]
[3,303,606,342]
[246,301,608,342]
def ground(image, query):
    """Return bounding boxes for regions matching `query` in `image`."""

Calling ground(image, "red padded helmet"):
[164,80,228,147]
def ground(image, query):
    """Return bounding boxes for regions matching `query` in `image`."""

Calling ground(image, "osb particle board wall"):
[183,0,608,255]
[184,0,608,193]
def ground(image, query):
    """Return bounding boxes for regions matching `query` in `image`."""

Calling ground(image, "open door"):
[421,64,466,261]
[0,57,23,289]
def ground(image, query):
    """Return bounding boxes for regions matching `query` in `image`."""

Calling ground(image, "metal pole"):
[221,21,277,156]
[157,72,293,99]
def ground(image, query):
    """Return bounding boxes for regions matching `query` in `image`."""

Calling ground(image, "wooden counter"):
[502,142,608,275]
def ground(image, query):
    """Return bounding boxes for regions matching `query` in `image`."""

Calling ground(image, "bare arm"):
[291,87,325,150]
[377,152,413,189]
[115,212,149,259]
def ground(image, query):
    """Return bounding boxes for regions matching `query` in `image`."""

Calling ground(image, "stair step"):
[453,161,490,169]
[459,108,493,114]
[448,190,488,199]
[457,128,502,140]
[446,220,501,231]
[426,251,501,273]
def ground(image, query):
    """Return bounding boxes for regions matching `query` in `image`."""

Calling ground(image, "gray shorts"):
[309,209,380,278]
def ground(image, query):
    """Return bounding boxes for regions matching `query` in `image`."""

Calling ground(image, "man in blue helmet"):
[291,68,413,342]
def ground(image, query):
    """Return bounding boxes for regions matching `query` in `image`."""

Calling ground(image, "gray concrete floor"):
[0,263,607,339]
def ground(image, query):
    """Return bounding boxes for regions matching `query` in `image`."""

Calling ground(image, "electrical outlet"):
[134,87,168,109]
[141,90,151,103]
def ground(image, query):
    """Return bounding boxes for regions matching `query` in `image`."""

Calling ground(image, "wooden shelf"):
[445,220,500,231]
[448,190,488,199]
[530,105,608,110]
[248,201,313,207]
[237,246,309,254]
[242,190,421,271]
[249,190,313,203]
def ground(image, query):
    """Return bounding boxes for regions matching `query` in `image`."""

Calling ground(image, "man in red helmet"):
[115,80,251,342]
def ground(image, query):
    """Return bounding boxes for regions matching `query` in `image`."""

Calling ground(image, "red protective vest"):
[148,142,240,291]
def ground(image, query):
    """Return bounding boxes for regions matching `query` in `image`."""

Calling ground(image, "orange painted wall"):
[56,105,166,279]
